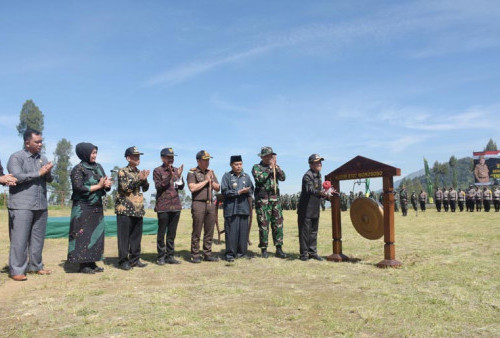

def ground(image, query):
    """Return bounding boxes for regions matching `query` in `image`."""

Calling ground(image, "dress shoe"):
[119,262,132,271]
[191,257,202,264]
[261,248,269,258]
[10,274,27,281]
[156,258,166,265]
[275,246,287,259]
[309,254,324,261]
[131,260,148,268]
[90,263,104,272]
[204,255,219,262]
[225,256,235,262]
[79,267,96,274]
[166,256,181,265]
[35,269,52,275]
[299,255,309,261]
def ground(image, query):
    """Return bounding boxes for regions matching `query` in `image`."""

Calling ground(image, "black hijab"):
[76,142,98,165]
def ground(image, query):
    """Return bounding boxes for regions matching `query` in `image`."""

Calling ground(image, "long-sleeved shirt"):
[221,171,254,217]
[7,149,53,210]
[153,164,184,212]
[297,169,323,219]
[115,165,149,217]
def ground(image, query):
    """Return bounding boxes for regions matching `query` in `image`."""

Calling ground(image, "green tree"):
[50,138,73,206]
[449,155,457,188]
[432,161,440,189]
[17,99,44,136]
[484,138,498,151]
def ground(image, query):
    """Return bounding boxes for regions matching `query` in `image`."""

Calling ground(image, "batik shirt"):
[115,165,149,217]
[153,164,184,212]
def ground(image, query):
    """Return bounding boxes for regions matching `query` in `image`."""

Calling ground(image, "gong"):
[350,197,384,240]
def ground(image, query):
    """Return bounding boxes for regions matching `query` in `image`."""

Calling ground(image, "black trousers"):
[412,202,418,211]
[298,215,319,256]
[466,199,474,212]
[117,215,143,265]
[484,200,491,212]
[436,200,442,212]
[450,200,456,212]
[494,200,500,212]
[443,201,449,212]
[224,215,249,259]
[458,201,464,212]
[419,201,426,211]
[157,211,181,259]
[475,200,482,211]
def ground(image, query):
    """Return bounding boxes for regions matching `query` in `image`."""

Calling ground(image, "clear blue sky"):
[1,1,499,196]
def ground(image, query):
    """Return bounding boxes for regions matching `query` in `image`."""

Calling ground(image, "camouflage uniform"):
[399,188,408,216]
[410,192,418,211]
[252,148,286,250]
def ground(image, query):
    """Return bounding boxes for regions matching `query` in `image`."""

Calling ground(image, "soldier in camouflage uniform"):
[394,191,400,212]
[252,146,286,259]
[399,186,408,216]
[115,146,150,270]
[410,192,418,211]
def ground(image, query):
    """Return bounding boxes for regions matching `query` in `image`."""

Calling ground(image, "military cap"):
[308,154,324,163]
[124,146,143,157]
[258,146,276,157]
[160,147,176,157]
[196,150,213,160]
[230,155,242,164]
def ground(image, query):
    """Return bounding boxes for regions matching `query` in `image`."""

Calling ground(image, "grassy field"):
[0,206,499,337]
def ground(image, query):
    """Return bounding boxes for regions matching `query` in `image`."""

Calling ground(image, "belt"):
[194,200,211,204]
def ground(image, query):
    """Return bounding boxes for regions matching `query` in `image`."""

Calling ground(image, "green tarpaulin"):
[45,216,159,238]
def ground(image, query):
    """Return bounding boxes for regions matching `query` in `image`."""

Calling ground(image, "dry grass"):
[0,206,499,337]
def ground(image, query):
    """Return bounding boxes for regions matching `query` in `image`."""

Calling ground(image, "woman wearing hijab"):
[68,143,112,273]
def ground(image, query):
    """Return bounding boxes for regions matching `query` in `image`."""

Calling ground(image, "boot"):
[261,248,269,258]
[275,246,287,259]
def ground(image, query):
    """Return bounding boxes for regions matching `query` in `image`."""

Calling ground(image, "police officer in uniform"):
[443,187,449,212]
[297,154,326,261]
[449,187,457,212]
[419,190,427,212]
[458,188,466,212]
[483,186,492,212]
[475,187,483,212]
[493,186,500,212]
[467,185,476,212]
[187,151,220,263]
[434,187,443,212]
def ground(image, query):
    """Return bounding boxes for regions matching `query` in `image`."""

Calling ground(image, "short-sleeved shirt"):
[187,166,219,202]
[115,165,149,217]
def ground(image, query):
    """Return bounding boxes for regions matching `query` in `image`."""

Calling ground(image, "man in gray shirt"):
[7,129,53,281]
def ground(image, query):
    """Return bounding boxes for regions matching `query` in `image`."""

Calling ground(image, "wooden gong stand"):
[325,156,402,268]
